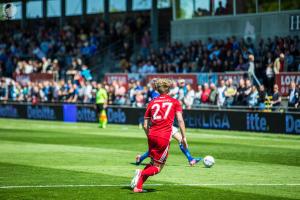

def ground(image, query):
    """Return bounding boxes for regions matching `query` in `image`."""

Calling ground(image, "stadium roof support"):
[60,0,65,28]
[42,0,46,19]
[21,0,26,29]
[104,0,109,24]
[126,0,132,12]
[82,0,87,23]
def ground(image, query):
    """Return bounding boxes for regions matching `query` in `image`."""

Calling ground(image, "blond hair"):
[155,78,172,94]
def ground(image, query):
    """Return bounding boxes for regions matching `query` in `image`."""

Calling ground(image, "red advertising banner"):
[104,72,248,90]
[218,72,245,84]
[275,72,300,96]
[15,73,54,85]
[30,73,54,82]
[104,73,128,87]
[146,74,198,89]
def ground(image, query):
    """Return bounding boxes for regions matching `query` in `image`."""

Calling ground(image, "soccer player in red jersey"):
[131,78,189,193]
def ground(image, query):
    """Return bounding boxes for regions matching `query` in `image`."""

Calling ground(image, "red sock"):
[141,166,160,177]
[136,164,151,188]
[136,164,150,189]
[144,164,151,170]
[136,165,160,189]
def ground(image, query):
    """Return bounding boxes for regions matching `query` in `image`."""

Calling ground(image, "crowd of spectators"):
[0,13,150,79]
[120,35,299,94]
[1,75,299,111]
[0,15,299,112]
[124,78,298,111]
[0,76,96,104]
[0,20,97,79]
[1,16,299,91]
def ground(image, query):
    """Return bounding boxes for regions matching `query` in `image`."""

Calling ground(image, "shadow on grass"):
[129,162,147,166]
[121,186,157,193]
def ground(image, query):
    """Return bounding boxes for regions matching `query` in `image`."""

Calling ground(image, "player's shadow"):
[121,186,157,193]
[164,164,180,167]
[129,162,147,166]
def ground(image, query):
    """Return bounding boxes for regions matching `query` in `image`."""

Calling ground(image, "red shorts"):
[148,136,170,164]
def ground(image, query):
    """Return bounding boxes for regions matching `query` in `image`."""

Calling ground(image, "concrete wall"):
[171,10,300,43]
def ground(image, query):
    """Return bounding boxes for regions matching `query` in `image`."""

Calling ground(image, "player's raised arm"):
[176,111,188,149]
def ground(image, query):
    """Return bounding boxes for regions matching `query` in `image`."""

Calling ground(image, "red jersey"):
[144,94,182,140]
[201,88,211,103]
[280,60,284,72]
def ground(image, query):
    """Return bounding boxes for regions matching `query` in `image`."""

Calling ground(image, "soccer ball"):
[203,155,215,168]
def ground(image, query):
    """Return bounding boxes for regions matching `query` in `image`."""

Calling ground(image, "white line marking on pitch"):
[1,183,300,189]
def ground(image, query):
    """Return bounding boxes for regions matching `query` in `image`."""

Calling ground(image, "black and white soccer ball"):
[203,155,215,168]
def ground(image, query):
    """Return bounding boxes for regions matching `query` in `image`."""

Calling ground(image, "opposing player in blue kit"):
[135,79,202,166]
[136,126,202,166]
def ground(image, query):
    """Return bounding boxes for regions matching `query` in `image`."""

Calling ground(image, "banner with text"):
[275,72,300,96]
[1,103,299,134]
[15,73,54,85]
[146,74,198,89]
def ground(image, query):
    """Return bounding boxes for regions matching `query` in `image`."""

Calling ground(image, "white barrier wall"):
[171,10,300,43]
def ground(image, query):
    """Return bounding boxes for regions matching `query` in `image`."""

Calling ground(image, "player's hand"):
[182,137,188,149]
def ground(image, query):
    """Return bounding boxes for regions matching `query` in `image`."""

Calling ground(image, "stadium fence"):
[0,102,299,135]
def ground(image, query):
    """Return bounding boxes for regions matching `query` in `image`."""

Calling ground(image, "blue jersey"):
[147,89,159,103]
[151,91,160,99]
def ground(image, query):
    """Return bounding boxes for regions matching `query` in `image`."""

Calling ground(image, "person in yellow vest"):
[96,83,108,128]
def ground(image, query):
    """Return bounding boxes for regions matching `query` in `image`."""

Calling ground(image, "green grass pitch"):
[0,119,300,200]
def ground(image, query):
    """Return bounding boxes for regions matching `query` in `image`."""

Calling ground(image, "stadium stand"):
[0,1,299,112]
[0,14,150,78]
[1,2,300,199]
[0,30,299,111]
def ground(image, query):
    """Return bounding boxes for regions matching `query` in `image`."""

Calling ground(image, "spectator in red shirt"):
[201,83,211,104]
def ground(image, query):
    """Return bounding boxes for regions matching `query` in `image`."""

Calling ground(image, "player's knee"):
[173,132,182,142]
[152,165,161,174]
[152,162,163,173]
[156,166,161,173]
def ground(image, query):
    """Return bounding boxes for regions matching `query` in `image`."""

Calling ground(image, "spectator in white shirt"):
[288,81,299,109]
[248,54,255,82]
[169,81,179,99]
[193,85,202,107]
[24,61,34,74]
[184,84,195,109]
[217,79,226,107]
